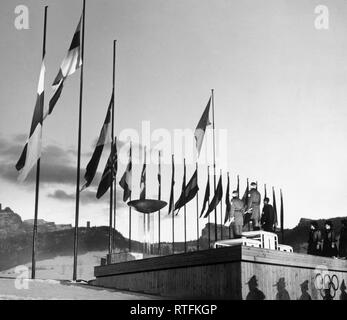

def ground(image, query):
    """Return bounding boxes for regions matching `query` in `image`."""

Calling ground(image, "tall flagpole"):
[109,40,116,255]
[32,5,48,280]
[73,0,86,281]
[196,162,200,251]
[158,150,161,255]
[220,169,223,240]
[172,154,175,254]
[113,138,117,250]
[207,166,211,249]
[183,158,187,253]
[128,142,132,252]
[211,89,217,242]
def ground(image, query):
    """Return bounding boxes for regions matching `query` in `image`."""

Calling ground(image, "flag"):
[168,156,175,215]
[273,187,278,227]
[140,150,146,200]
[242,179,251,226]
[119,145,132,202]
[264,184,267,200]
[174,170,199,212]
[16,60,46,182]
[236,175,240,194]
[204,174,223,218]
[158,151,161,199]
[200,171,210,217]
[47,16,82,117]
[224,174,231,224]
[82,94,113,191]
[96,140,117,199]
[194,97,211,156]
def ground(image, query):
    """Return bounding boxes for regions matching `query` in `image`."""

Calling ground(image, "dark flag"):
[96,140,117,199]
[204,174,223,218]
[200,169,210,217]
[236,175,240,194]
[119,144,132,202]
[224,173,231,224]
[82,94,113,191]
[194,97,212,156]
[16,60,46,182]
[139,148,146,200]
[168,156,175,215]
[47,16,82,117]
[242,179,251,226]
[264,184,267,200]
[273,187,278,227]
[174,170,199,212]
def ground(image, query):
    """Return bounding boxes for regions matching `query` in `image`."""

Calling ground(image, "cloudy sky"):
[1,0,347,242]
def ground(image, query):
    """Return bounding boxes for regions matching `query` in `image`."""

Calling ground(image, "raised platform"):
[94,245,347,300]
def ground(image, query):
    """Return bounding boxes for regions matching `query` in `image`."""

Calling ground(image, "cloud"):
[47,188,127,208]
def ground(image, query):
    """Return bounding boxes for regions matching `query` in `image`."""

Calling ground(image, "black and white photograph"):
[0,0,347,309]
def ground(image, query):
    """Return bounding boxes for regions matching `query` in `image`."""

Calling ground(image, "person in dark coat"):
[322,220,338,258]
[261,197,275,232]
[247,182,261,230]
[307,221,322,256]
[338,219,347,259]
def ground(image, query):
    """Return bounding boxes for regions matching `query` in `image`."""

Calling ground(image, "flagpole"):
[281,189,284,243]
[183,158,187,253]
[207,166,211,249]
[128,142,132,252]
[196,162,199,251]
[228,172,231,239]
[220,169,223,240]
[211,89,217,242]
[172,154,175,254]
[31,5,47,280]
[158,150,161,255]
[108,40,116,255]
[73,0,86,282]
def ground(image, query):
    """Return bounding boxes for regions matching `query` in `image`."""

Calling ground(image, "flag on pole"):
[16,60,46,182]
[204,174,223,218]
[236,175,240,194]
[47,16,82,117]
[200,170,210,217]
[174,169,199,212]
[96,140,117,199]
[273,187,278,227]
[280,189,284,232]
[242,179,251,226]
[140,148,146,200]
[224,173,231,224]
[264,184,267,200]
[82,94,113,191]
[168,156,175,215]
[119,144,132,202]
[194,97,211,156]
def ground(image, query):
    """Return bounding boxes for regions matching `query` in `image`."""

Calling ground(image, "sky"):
[1,0,347,243]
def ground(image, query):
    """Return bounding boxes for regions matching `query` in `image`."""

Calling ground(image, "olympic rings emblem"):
[314,273,340,299]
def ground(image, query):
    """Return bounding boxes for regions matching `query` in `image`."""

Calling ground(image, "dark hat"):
[341,280,346,291]
[250,182,257,187]
[232,190,239,195]
[264,197,270,202]
[300,280,309,290]
[310,221,319,228]
[324,220,333,227]
[246,275,258,286]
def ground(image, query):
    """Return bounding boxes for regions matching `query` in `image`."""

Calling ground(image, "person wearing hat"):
[299,280,311,300]
[245,275,266,300]
[307,221,322,256]
[229,190,246,238]
[338,219,347,259]
[260,197,276,232]
[247,182,261,230]
[274,277,290,300]
[322,220,338,258]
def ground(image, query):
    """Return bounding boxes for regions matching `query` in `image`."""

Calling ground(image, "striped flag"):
[96,139,117,199]
[119,144,132,202]
[82,94,113,191]
[139,148,146,200]
[16,60,46,182]
[194,97,211,156]
[204,174,223,218]
[200,171,210,217]
[47,16,82,117]
[174,169,199,212]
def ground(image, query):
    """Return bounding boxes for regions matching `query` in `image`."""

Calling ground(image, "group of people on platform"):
[228,182,277,238]
[307,219,347,259]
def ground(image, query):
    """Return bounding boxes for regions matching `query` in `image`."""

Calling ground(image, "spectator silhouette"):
[298,280,311,300]
[245,275,266,300]
[340,280,347,301]
[274,277,291,300]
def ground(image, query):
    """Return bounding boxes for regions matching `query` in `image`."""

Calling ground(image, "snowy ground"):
[0,278,161,300]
